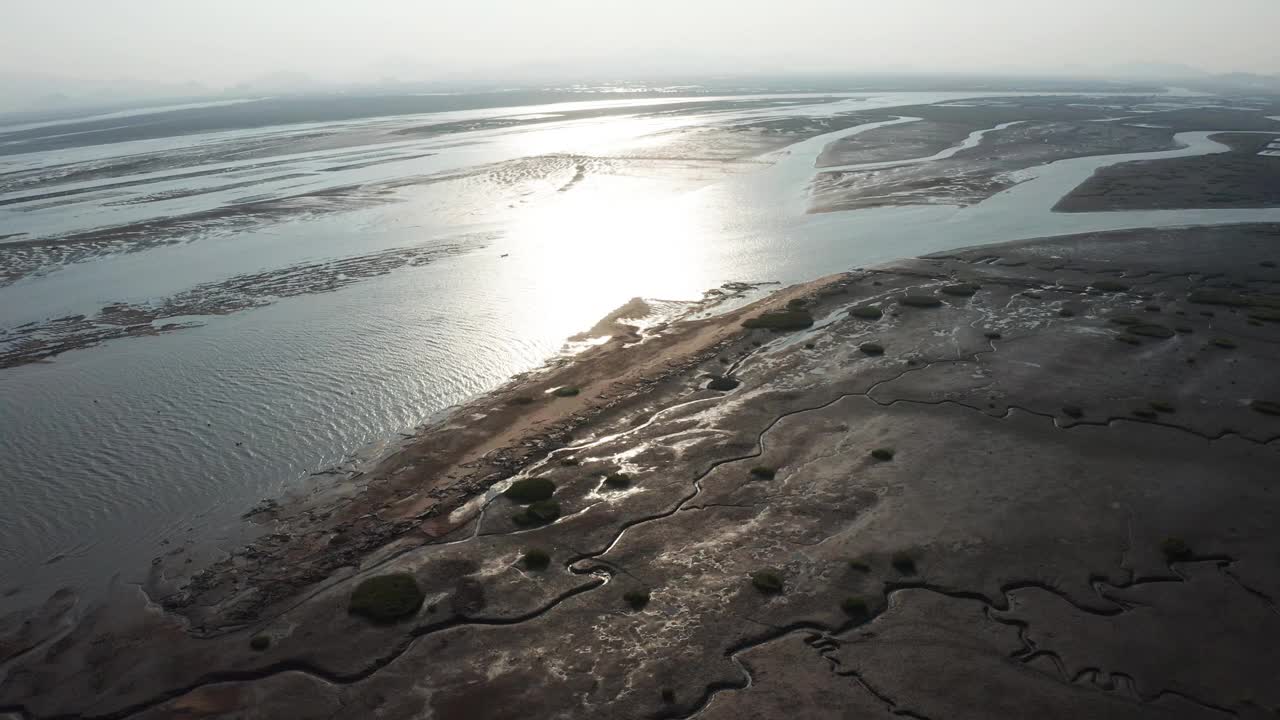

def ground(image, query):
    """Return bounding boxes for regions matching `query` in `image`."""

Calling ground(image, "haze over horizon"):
[3,0,1280,112]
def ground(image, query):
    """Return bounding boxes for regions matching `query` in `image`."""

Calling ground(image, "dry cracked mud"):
[4,223,1280,719]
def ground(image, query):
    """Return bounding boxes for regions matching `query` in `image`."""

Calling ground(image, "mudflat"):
[5,222,1280,719]
[808,96,1280,213]
[1056,131,1280,212]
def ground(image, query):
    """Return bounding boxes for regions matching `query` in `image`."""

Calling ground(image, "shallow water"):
[2,89,1278,610]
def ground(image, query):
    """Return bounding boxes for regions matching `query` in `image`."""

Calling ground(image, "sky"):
[3,0,1279,107]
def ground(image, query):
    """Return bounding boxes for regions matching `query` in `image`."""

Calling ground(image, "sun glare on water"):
[504,171,724,342]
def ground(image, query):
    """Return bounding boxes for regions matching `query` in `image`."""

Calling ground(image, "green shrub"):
[510,395,535,406]
[899,295,942,308]
[661,689,676,704]
[859,342,885,355]
[603,473,632,489]
[1161,537,1193,563]
[1130,324,1174,339]
[249,635,271,651]
[891,552,916,575]
[1062,405,1084,419]
[848,559,871,572]
[940,283,979,297]
[841,596,869,618]
[513,500,562,526]
[1189,289,1252,307]
[1210,337,1238,349]
[707,376,740,391]
[870,448,895,461]
[1132,408,1157,420]
[984,331,1002,340]
[1109,315,1143,326]
[742,310,814,331]
[750,466,777,480]
[552,386,580,398]
[624,589,650,610]
[1150,401,1176,414]
[849,305,883,320]
[348,574,425,624]
[522,548,551,571]
[751,570,784,594]
[504,477,556,503]
[1058,308,1076,318]
[525,500,561,524]
[1091,279,1130,293]
[1250,400,1280,416]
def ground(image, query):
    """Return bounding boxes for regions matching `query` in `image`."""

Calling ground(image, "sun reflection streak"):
[504,172,725,344]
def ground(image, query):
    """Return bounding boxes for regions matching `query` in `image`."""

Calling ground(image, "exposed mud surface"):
[1057,131,1280,212]
[806,96,1280,214]
[0,181,414,288]
[813,95,1149,167]
[605,111,884,163]
[5,224,1280,719]
[0,241,475,369]
[809,96,1188,212]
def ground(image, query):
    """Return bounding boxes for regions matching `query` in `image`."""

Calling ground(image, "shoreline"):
[145,221,1280,634]
[7,221,1280,719]
[145,274,841,632]
[16,221,1280,630]
[8,92,1280,612]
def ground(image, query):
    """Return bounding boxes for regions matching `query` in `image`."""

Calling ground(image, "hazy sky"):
[4,0,1279,90]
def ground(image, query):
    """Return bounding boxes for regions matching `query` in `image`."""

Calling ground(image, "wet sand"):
[6,222,1280,719]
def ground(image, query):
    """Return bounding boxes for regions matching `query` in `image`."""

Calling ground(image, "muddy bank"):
[810,118,1173,212]
[6,223,1280,719]
[141,277,827,633]
[1056,130,1280,212]
[0,241,477,369]
[813,95,1148,167]
[806,95,1280,214]
[0,180,412,288]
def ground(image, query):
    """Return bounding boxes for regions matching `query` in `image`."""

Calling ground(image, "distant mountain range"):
[1109,62,1211,79]
[1107,63,1280,93]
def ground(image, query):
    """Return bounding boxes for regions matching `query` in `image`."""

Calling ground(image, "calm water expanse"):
[3,86,1279,610]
